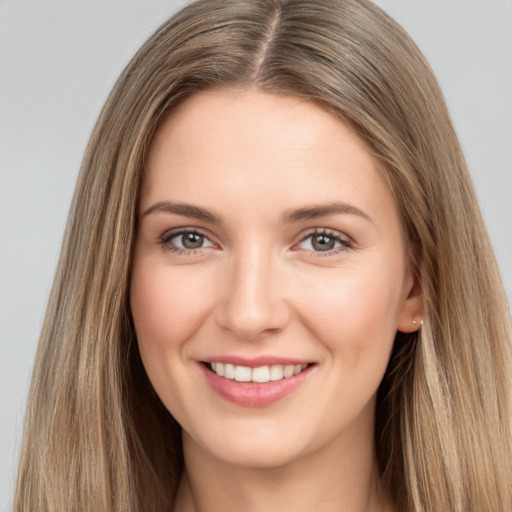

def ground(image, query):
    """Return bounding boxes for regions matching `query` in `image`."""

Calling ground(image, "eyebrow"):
[142,200,372,225]
[142,201,222,224]
[282,202,373,224]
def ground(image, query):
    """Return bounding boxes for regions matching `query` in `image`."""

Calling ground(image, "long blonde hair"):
[15,1,512,511]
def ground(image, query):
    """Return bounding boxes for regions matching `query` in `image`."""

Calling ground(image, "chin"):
[209,440,308,469]
[183,418,316,469]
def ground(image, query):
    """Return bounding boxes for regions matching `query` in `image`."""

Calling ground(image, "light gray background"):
[1,1,511,509]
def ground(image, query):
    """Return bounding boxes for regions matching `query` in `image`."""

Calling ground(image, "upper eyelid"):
[293,228,353,254]
[297,227,351,243]
[161,226,213,241]
[157,226,352,250]
[157,227,216,251]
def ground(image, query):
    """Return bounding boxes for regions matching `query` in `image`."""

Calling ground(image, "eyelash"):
[157,227,353,257]
[158,228,216,256]
[295,228,353,257]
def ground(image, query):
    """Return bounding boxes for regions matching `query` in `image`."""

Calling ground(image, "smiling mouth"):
[206,362,310,383]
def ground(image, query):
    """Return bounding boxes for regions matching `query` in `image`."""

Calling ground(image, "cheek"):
[129,262,218,396]
[130,262,219,421]
[131,264,210,347]
[296,264,402,368]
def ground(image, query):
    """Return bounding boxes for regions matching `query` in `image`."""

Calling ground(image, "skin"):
[130,88,422,512]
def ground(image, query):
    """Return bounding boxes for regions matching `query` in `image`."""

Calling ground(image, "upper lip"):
[200,355,313,367]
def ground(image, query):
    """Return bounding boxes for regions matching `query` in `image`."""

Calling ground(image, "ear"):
[396,260,423,333]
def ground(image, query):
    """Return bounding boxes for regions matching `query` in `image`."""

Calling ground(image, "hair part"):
[15,1,512,511]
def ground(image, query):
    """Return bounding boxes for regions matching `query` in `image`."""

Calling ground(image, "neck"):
[173,416,394,512]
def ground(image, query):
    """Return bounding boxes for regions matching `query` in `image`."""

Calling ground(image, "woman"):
[14,0,512,511]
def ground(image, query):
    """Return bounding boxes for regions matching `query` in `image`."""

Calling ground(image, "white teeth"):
[269,365,284,381]
[234,365,252,382]
[209,362,309,383]
[251,366,270,383]
[224,363,235,379]
[283,365,294,378]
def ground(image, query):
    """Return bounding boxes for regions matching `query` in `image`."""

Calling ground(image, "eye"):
[160,229,216,253]
[296,229,352,254]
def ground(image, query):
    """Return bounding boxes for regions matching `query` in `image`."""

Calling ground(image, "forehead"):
[142,88,398,229]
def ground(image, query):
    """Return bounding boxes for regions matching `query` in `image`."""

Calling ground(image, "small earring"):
[420,320,424,326]
[412,320,417,325]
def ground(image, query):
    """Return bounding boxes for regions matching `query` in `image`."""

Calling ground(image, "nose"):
[215,244,291,341]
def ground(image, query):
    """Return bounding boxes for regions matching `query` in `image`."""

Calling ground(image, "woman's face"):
[131,89,421,468]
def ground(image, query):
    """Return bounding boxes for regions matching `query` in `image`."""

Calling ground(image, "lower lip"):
[200,364,313,407]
